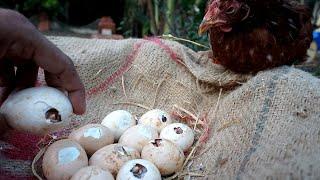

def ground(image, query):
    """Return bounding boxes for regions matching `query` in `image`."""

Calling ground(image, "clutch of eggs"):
[42,109,196,179]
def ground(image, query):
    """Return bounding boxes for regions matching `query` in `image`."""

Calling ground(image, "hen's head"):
[199,0,251,34]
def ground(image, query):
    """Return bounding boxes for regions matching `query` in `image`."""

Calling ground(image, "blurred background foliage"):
[119,0,209,50]
[0,0,67,19]
[0,0,209,51]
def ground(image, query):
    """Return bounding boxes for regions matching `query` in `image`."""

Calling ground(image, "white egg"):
[141,139,185,176]
[71,166,114,180]
[160,123,194,152]
[117,159,161,180]
[119,124,158,152]
[0,86,73,135]
[138,109,172,132]
[101,110,136,141]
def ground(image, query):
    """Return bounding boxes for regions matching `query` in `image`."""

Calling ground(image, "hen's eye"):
[226,7,236,14]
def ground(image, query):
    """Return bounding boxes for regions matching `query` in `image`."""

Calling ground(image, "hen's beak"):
[198,19,211,35]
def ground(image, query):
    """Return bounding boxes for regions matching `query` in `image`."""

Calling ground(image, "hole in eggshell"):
[161,115,167,122]
[130,163,147,178]
[174,127,183,134]
[116,146,129,156]
[151,139,162,147]
[45,108,61,123]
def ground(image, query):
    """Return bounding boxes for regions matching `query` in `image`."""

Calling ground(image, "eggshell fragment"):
[71,166,114,180]
[119,124,158,152]
[141,139,185,176]
[0,86,73,135]
[42,139,88,180]
[138,109,172,132]
[160,123,194,152]
[89,143,140,176]
[116,159,161,180]
[69,124,115,155]
[101,110,136,140]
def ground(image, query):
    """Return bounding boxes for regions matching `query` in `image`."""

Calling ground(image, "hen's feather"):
[205,0,312,73]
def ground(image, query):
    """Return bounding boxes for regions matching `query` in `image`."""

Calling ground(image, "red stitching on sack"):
[86,41,147,97]
[87,37,184,97]
[144,37,185,66]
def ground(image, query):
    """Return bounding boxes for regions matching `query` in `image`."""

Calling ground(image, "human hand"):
[0,9,86,116]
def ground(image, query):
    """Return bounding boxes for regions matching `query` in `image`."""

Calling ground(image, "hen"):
[199,0,312,73]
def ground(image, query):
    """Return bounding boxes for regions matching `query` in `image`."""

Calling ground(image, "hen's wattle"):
[199,0,312,73]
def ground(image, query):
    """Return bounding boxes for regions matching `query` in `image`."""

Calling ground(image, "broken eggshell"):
[68,124,115,155]
[138,109,172,132]
[0,86,73,135]
[141,139,185,176]
[116,159,161,180]
[101,110,136,141]
[42,139,88,180]
[71,166,114,180]
[119,124,158,152]
[160,123,194,152]
[89,143,140,176]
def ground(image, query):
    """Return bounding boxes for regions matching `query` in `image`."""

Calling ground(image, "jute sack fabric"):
[194,67,320,179]
[46,36,250,126]
[0,36,319,179]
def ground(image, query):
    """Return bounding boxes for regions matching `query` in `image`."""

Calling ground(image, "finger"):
[32,35,86,115]
[15,62,38,90]
[0,59,15,105]
[45,69,86,115]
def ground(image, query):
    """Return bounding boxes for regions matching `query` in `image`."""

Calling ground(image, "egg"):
[0,86,73,135]
[42,139,88,180]
[71,166,114,180]
[119,124,158,152]
[160,123,194,152]
[116,159,161,180]
[101,110,136,141]
[141,139,185,176]
[138,109,172,132]
[68,124,115,155]
[89,143,140,176]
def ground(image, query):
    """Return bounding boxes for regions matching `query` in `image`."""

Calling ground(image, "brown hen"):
[199,0,313,73]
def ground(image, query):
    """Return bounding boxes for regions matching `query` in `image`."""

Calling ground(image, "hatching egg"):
[141,139,185,176]
[119,124,158,152]
[69,124,114,155]
[0,86,73,135]
[101,110,136,141]
[71,166,114,180]
[138,109,172,132]
[116,159,161,180]
[42,139,88,180]
[160,123,194,152]
[89,143,140,176]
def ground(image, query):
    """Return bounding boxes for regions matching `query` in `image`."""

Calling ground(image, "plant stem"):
[164,0,174,34]
[147,0,157,35]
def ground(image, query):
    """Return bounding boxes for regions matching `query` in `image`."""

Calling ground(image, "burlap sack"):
[0,36,319,179]
[193,67,320,179]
